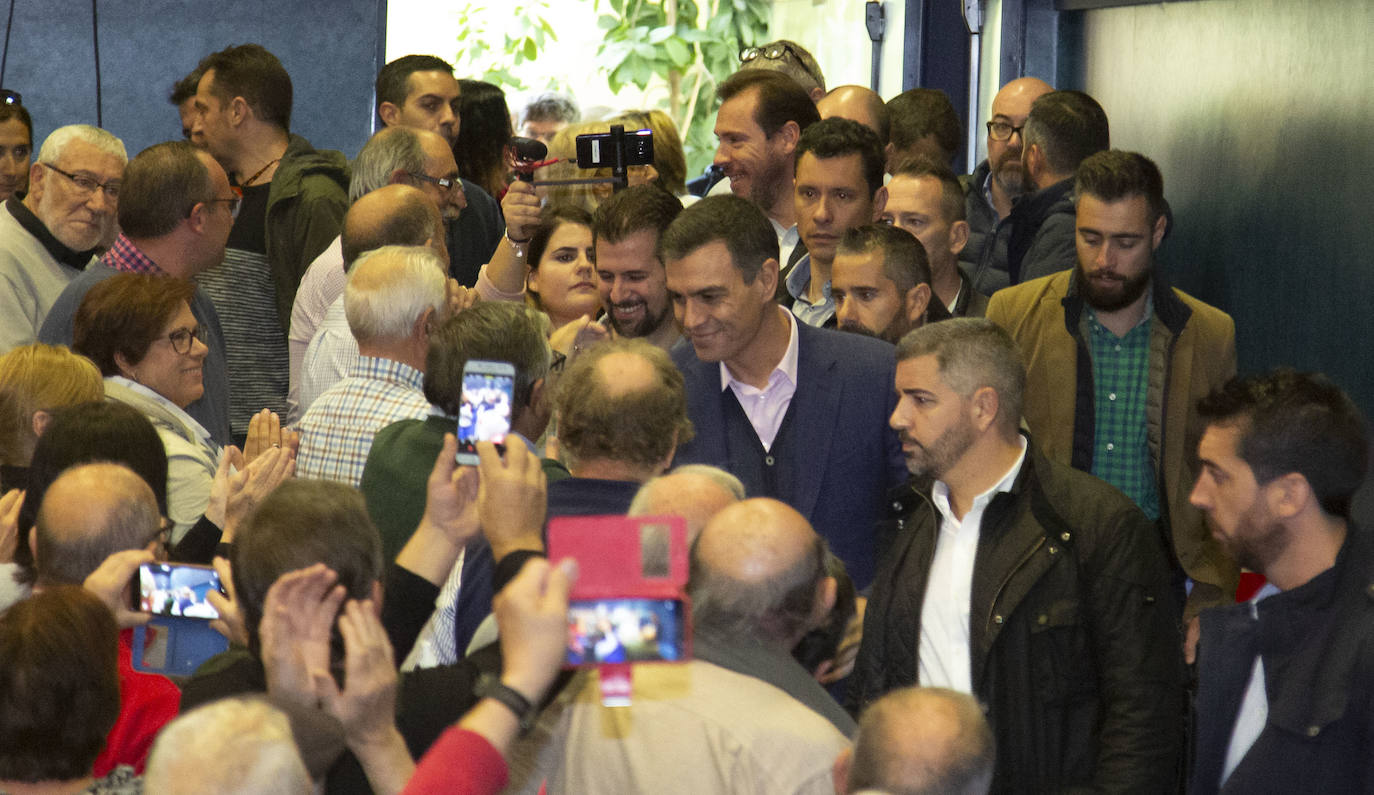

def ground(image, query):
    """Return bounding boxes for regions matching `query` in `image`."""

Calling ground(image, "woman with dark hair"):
[0,586,137,794]
[524,204,599,332]
[454,79,513,201]
[0,101,32,201]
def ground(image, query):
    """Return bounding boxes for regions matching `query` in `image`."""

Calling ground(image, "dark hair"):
[1197,369,1369,519]
[454,79,513,199]
[196,43,293,131]
[795,116,886,196]
[168,68,203,106]
[658,194,779,284]
[592,183,683,247]
[15,402,170,581]
[717,70,820,138]
[890,155,967,223]
[791,551,855,674]
[340,187,438,270]
[839,224,931,295]
[1024,90,1109,177]
[34,462,161,586]
[555,338,694,471]
[0,586,120,782]
[0,102,33,142]
[521,92,579,125]
[232,480,384,654]
[527,204,594,271]
[886,88,962,164]
[424,301,550,419]
[119,141,213,238]
[375,54,454,123]
[72,272,197,376]
[1075,149,1166,224]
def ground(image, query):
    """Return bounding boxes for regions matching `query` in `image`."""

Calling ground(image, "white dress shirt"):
[1221,581,1281,786]
[918,435,1028,693]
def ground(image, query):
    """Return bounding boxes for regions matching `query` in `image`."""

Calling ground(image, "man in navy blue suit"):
[660,195,907,589]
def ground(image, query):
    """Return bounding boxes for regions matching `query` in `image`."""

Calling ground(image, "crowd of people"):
[0,35,1369,795]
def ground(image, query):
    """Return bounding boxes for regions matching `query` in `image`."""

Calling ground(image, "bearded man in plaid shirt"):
[986,150,1238,640]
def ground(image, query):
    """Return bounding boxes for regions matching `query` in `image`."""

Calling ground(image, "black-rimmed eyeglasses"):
[986,121,1026,142]
[162,325,205,355]
[407,171,461,193]
[739,42,822,87]
[205,195,242,219]
[1,89,20,106]
[42,162,122,199]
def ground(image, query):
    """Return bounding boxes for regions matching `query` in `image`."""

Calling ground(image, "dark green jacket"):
[266,134,349,332]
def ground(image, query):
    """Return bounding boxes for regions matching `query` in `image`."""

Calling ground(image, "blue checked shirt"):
[1086,303,1161,520]
[296,356,432,487]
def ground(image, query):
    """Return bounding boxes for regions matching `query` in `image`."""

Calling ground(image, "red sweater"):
[93,629,181,776]
[402,726,510,795]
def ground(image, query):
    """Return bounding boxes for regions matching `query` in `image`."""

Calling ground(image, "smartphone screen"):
[457,360,516,464]
[566,598,686,666]
[135,562,223,620]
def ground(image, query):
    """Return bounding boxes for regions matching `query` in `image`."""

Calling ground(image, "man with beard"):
[987,150,1238,631]
[1187,370,1374,794]
[592,183,683,350]
[712,70,820,274]
[831,223,945,343]
[851,317,1183,792]
[962,77,1051,289]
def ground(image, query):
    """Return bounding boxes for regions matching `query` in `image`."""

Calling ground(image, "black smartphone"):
[575,128,654,169]
[132,562,224,621]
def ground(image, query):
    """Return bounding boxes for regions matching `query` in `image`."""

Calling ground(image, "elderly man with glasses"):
[39,140,238,445]
[0,123,127,353]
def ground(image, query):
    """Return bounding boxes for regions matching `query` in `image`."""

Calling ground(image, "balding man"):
[818,85,890,145]
[39,140,235,444]
[295,244,447,486]
[0,124,126,352]
[296,183,446,414]
[628,464,745,541]
[549,338,694,518]
[31,462,181,775]
[529,497,852,794]
[288,125,462,422]
[963,77,1052,288]
[835,687,994,795]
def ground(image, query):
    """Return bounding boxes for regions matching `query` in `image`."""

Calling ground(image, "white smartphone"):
[457,359,516,465]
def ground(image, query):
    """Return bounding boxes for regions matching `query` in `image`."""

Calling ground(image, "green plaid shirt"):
[1085,303,1160,520]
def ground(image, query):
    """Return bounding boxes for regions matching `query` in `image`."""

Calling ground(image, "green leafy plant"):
[594,0,771,175]
[455,0,559,91]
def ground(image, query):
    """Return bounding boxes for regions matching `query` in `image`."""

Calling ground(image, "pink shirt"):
[720,309,799,452]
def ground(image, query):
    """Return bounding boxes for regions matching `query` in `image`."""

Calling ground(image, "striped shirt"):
[296,356,432,487]
[198,246,289,436]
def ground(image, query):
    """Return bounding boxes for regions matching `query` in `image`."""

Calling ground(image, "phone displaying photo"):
[457,359,517,465]
[133,562,223,621]
[565,597,687,666]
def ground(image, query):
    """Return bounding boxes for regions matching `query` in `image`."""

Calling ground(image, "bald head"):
[629,465,746,542]
[986,77,1054,202]
[992,77,1054,117]
[689,497,833,646]
[843,687,995,795]
[341,183,445,271]
[818,85,889,144]
[35,462,160,585]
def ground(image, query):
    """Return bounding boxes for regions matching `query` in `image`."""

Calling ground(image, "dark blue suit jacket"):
[671,320,908,588]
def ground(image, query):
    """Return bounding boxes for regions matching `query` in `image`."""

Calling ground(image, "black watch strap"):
[476,674,536,734]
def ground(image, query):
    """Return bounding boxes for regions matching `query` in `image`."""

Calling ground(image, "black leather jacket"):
[851,438,1185,793]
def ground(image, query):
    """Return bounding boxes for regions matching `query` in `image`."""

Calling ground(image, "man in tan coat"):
[987,150,1237,647]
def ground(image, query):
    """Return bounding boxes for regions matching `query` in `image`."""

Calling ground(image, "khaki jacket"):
[987,268,1239,616]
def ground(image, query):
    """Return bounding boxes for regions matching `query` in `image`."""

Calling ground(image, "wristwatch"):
[475,673,538,735]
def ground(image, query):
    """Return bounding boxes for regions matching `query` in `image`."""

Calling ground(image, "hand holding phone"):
[457,360,516,465]
[133,562,225,620]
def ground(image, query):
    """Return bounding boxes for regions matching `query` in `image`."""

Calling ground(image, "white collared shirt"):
[1221,581,1281,786]
[719,309,799,452]
[918,435,1028,693]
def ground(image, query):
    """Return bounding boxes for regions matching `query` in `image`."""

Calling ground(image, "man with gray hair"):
[834,687,994,795]
[850,318,1183,791]
[38,139,236,444]
[288,125,462,421]
[295,243,447,486]
[144,698,311,794]
[0,124,126,352]
[530,497,853,793]
[518,91,579,144]
[628,464,746,541]
[297,183,447,414]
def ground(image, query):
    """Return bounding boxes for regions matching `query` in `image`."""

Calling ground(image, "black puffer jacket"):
[851,438,1185,793]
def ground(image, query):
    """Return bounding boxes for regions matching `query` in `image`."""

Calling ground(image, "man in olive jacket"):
[850,318,1183,793]
[986,151,1238,629]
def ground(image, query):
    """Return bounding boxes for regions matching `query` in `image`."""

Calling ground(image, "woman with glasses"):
[0,97,32,202]
[71,273,220,543]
